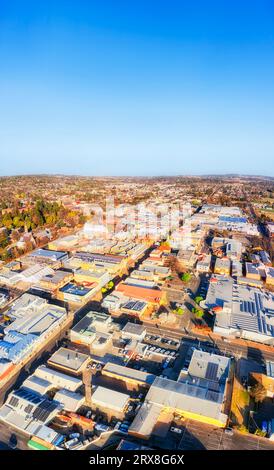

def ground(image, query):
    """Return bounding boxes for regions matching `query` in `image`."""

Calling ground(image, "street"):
[177,418,274,450]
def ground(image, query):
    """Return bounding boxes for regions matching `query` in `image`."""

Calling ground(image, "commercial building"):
[23,248,68,268]
[231,261,243,277]
[54,389,85,412]
[245,263,262,281]
[17,264,55,285]
[0,295,67,369]
[71,252,128,276]
[47,347,90,375]
[48,234,80,252]
[202,276,274,345]
[120,300,149,317]
[0,264,55,286]
[116,283,166,305]
[259,251,272,266]
[4,303,66,337]
[226,240,242,260]
[124,277,157,290]
[237,276,264,288]
[131,265,170,284]
[4,293,47,320]
[214,258,231,276]
[212,238,242,261]
[91,385,130,417]
[0,387,61,432]
[102,292,126,312]
[0,268,21,286]
[102,362,155,390]
[177,249,197,269]
[129,350,231,438]
[22,375,53,395]
[58,281,101,304]
[34,365,82,392]
[70,311,115,346]
[39,270,73,292]
[121,322,147,342]
[265,267,274,287]
[196,254,211,273]
[73,269,110,288]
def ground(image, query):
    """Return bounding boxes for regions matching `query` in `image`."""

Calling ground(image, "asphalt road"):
[177,418,274,450]
[0,421,29,450]
[144,324,274,367]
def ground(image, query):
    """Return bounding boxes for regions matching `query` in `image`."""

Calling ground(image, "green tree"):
[181,272,192,282]
[192,307,204,318]
[12,216,24,228]
[2,214,13,230]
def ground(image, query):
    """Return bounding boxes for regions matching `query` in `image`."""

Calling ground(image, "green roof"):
[27,439,49,451]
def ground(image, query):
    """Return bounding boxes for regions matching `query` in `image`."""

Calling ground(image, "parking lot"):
[126,333,183,377]
[169,418,274,450]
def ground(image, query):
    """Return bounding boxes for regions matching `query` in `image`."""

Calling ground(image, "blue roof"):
[60,282,91,296]
[219,216,247,223]
[31,249,67,260]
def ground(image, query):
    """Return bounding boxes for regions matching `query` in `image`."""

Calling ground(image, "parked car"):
[64,438,79,449]
[69,433,80,439]
[224,427,234,436]
[9,434,17,450]
[170,427,182,434]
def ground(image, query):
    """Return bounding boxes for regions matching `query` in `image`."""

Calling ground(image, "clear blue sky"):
[0,0,274,176]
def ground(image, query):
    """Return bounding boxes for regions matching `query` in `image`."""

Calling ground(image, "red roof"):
[116,283,163,303]
[212,306,223,312]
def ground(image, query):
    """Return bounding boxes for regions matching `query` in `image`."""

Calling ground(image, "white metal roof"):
[91,386,129,412]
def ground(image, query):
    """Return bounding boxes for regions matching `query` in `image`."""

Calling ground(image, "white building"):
[202,276,274,345]
[34,366,82,392]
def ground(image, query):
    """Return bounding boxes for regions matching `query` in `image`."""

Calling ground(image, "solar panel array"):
[32,399,59,423]
[206,390,221,402]
[24,404,34,414]
[123,300,146,311]
[205,362,218,381]
[14,387,42,405]
[8,396,19,408]
[240,300,256,315]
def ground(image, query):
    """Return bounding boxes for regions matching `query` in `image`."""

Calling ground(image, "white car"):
[170,427,182,434]
[224,427,234,436]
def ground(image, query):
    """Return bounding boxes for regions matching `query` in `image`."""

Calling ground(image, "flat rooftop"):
[204,277,274,339]
[60,282,93,296]
[48,347,89,371]
[92,386,129,413]
[122,322,146,336]
[146,376,227,421]
[28,249,67,260]
[72,311,112,336]
[187,349,230,383]
[103,362,155,385]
